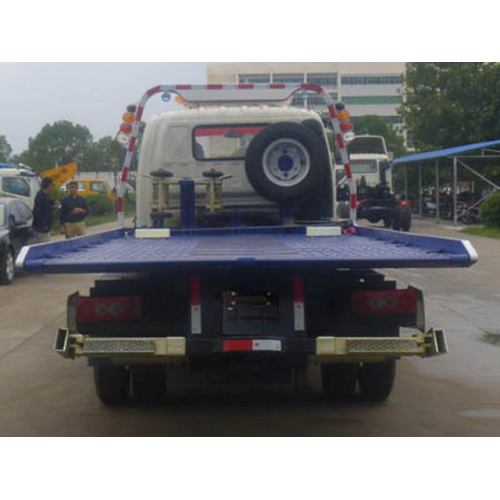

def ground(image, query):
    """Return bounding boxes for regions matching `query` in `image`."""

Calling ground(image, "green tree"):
[351,115,406,157]
[0,135,12,162]
[400,63,500,150]
[21,121,94,171]
[80,136,121,172]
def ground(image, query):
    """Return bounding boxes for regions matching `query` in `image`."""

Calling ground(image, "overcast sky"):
[1,63,207,155]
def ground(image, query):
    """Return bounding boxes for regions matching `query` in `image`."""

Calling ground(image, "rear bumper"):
[54,328,447,362]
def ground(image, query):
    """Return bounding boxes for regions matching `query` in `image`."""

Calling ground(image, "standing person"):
[60,181,88,238]
[32,177,56,243]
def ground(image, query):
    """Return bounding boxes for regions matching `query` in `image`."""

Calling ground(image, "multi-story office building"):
[207,62,406,135]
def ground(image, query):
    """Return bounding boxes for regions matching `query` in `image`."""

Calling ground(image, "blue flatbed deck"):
[17,225,477,274]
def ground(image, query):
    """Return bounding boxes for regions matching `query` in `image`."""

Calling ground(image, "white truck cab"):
[336,135,392,189]
[136,105,334,227]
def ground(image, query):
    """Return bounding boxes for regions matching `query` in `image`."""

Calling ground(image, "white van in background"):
[0,164,40,209]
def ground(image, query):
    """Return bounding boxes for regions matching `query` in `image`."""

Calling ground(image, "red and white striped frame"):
[116,83,357,227]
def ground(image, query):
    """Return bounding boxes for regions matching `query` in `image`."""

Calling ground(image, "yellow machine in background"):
[40,162,78,189]
[41,163,115,201]
[61,178,116,202]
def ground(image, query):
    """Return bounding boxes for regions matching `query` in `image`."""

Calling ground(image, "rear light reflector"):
[352,290,417,316]
[223,339,253,352]
[190,276,202,334]
[292,275,305,331]
[223,339,282,352]
[76,296,142,323]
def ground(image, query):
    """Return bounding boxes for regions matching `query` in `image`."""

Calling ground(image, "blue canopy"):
[393,139,500,165]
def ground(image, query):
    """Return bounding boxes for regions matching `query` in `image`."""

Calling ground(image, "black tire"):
[297,119,334,220]
[131,366,167,404]
[94,366,130,406]
[338,202,350,219]
[302,118,324,138]
[358,360,396,402]
[400,208,411,231]
[322,363,358,400]
[245,122,330,204]
[392,211,401,231]
[0,247,15,285]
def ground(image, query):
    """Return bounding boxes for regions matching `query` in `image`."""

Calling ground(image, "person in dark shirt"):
[32,177,56,243]
[60,181,89,238]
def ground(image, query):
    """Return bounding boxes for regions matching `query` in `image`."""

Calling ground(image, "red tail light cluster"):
[76,296,142,323]
[352,290,417,316]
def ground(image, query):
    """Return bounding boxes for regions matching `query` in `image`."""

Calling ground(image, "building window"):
[291,93,337,107]
[291,96,304,106]
[343,96,402,105]
[238,74,271,84]
[406,130,415,149]
[273,73,304,84]
[306,73,337,86]
[382,115,404,125]
[341,74,403,85]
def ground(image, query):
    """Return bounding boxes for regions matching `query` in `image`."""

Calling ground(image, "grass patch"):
[86,213,117,227]
[462,226,500,240]
[481,331,500,347]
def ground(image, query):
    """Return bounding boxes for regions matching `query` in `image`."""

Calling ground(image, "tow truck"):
[16,84,477,406]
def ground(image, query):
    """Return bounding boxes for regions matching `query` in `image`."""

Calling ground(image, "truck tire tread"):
[322,363,358,400]
[94,366,130,406]
[131,366,167,404]
[358,360,396,402]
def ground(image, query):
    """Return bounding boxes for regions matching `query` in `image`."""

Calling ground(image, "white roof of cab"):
[146,106,322,127]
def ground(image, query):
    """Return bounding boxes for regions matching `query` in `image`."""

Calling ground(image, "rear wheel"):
[0,247,15,285]
[131,366,167,404]
[392,211,401,231]
[358,360,396,402]
[322,363,358,400]
[400,208,412,231]
[94,366,130,406]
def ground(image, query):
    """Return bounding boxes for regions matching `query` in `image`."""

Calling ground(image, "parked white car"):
[0,166,40,210]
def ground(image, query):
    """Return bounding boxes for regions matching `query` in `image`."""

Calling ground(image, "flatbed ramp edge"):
[17,225,478,273]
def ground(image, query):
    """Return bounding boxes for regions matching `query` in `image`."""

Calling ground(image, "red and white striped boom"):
[117,83,357,226]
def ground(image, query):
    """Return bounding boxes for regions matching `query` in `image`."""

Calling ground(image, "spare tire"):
[245,122,330,204]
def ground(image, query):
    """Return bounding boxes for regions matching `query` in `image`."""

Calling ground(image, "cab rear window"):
[193,125,265,161]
